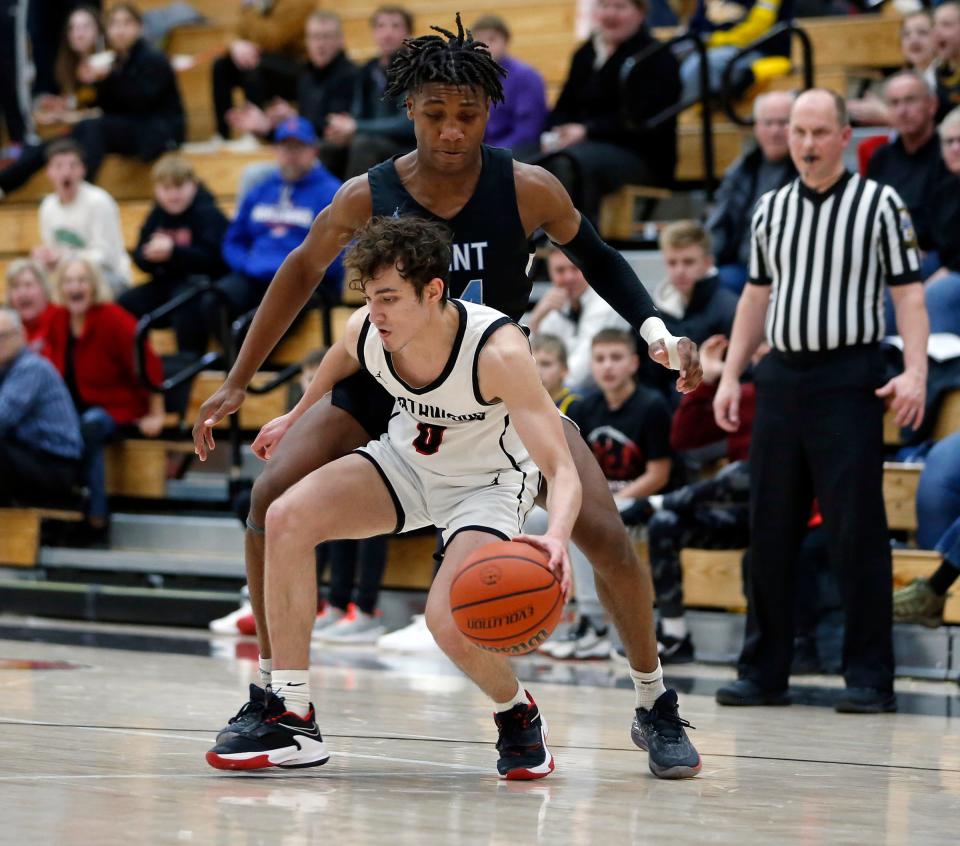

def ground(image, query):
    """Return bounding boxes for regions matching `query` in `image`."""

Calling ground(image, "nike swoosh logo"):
[278,723,321,737]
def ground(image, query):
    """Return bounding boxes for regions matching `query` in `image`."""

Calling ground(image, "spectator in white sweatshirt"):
[526,243,629,390]
[31,138,131,294]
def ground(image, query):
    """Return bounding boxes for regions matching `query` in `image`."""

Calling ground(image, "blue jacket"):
[0,348,83,459]
[222,163,343,289]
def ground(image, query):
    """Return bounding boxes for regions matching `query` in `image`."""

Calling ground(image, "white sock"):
[258,657,272,689]
[492,680,528,713]
[270,669,311,718]
[660,616,688,640]
[630,660,667,710]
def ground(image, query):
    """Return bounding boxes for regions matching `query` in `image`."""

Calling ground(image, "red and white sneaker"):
[206,691,330,771]
[209,601,254,635]
[494,692,555,780]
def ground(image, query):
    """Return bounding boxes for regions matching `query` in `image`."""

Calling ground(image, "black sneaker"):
[215,683,267,743]
[834,687,897,714]
[631,689,701,779]
[206,691,330,771]
[657,628,695,665]
[494,691,554,780]
[715,679,790,707]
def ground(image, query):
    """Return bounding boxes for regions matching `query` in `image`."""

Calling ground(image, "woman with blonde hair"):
[4,259,60,356]
[45,254,165,540]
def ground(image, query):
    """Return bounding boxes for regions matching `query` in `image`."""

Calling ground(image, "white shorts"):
[356,436,541,549]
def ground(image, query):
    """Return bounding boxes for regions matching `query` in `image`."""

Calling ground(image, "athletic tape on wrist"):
[639,317,682,370]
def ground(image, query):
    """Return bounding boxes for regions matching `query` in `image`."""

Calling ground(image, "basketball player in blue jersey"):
[194,16,702,779]
[208,216,584,776]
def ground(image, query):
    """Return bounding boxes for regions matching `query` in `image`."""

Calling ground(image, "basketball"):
[449,540,564,655]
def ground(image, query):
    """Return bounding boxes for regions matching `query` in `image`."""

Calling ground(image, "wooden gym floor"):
[1,615,958,845]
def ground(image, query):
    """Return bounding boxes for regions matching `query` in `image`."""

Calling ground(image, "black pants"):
[317,537,389,615]
[0,113,182,193]
[739,346,894,693]
[212,52,300,139]
[0,438,80,505]
[117,278,210,355]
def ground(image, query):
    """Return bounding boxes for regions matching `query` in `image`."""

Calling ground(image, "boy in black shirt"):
[535,328,672,659]
[118,155,229,355]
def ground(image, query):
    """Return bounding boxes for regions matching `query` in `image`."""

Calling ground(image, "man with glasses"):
[0,308,83,506]
[707,91,796,294]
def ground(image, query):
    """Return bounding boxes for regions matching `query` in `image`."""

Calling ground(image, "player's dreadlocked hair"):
[384,12,507,104]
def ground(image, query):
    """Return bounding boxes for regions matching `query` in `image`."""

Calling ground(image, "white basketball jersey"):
[358,300,536,484]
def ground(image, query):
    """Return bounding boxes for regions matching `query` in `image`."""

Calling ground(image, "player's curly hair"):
[384,12,506,104]
[346,216,452,302]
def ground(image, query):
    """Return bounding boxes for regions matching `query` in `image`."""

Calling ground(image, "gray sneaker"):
[631,689,701,779]
[317,611,385,644]
[893,578,945,628]
[311,605,347,639]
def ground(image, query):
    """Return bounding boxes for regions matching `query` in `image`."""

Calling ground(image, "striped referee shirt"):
[749,171,921,352]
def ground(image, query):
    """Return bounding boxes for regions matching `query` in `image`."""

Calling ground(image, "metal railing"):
[134,280,233,393]
[620,32,716,197]
[719,23,815,126]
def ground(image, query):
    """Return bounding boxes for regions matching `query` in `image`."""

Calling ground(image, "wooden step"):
[933,389,960,442]
[792,15,901,71]
[0,507,83,567]
[681,547,747,612]
[382,532,437,589]
[677,122,747,182]
[6,150,271,204]
[104,439,193,498]
[680,545,960,623]
[883,462,921,533]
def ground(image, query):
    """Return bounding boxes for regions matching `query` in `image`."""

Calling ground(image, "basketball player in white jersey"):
[206,216,583,779]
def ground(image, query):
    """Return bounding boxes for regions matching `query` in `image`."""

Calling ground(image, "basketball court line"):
[2,717,958,776]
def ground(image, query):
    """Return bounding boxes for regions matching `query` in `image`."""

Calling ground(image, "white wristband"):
[639,317,682,370]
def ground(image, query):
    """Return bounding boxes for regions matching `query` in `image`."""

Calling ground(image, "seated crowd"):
[1,1,960,667]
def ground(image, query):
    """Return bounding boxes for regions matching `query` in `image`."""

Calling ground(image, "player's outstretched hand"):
[252,412,296,460]
[649,336,702,394]
[192,382,246,461]
[513,534,572,600]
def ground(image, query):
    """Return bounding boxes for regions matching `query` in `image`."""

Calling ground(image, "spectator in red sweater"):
[47,255,165,540]
[4,259,60,357]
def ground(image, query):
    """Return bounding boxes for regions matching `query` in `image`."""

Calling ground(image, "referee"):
[712,89,929,713]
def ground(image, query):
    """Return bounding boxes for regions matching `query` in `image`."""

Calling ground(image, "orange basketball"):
[450,540,563,655]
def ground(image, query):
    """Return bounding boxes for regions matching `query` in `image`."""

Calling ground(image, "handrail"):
[134,280,234,393]
[620,32,716,197]
[719,23,814,126]
[247,362,302,396]
[230,287,336,366]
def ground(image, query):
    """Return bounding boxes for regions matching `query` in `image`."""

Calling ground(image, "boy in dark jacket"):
[118,155,229,355]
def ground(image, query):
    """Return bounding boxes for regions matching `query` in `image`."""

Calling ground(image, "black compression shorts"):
[330,370,395,439]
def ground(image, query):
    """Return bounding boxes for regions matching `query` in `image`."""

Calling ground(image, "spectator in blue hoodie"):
[206,117,343,337]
